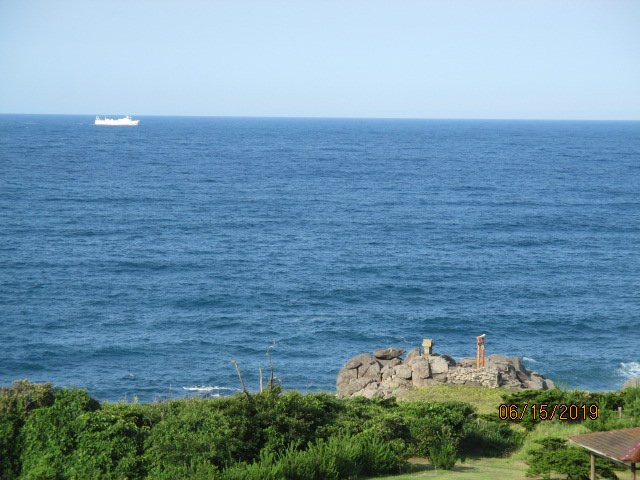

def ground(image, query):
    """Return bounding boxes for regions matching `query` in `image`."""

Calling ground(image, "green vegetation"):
[501,388,627,431]
[1,381,639,480]
[526,437,618,480]
[511,421,588,462]
[0,381,518,480]
[426,432,458,470]
[373,457,528,480]
[381,385,640,480]
[398,385,507,415]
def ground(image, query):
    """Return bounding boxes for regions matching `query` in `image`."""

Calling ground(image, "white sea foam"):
[182,385,238,392]
[617,362,640,378]
[522,357,538,363]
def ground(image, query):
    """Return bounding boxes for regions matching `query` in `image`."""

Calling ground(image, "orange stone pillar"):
[476,334,486,368]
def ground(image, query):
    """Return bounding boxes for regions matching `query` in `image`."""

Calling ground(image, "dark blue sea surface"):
[1,115,639,401]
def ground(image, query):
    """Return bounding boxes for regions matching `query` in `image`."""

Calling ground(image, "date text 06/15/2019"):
[498,404,599,421]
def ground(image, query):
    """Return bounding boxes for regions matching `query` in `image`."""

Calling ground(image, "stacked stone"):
[336,347,555,399]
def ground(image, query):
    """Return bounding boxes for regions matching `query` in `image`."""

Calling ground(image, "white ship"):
[94,115,140,126]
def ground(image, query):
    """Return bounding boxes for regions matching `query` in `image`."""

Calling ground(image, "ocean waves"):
[1,116,639,400]
[617,362,640,379]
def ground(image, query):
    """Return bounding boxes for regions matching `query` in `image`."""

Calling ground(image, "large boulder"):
[486,354,516,372]
[360,382,383,399]
[344,353,375,370]
[395,364,413,380]
[336,366,357,384]
[359,361,382,381]
[526,373,546,390]
[429,356,450,375]
[404,347,422,365]
[410,358,431,380]
[378,357,402,368]
[457,357,476,368]
[381,365,396,381]
[374,348,405,360]
[412,377,439,387]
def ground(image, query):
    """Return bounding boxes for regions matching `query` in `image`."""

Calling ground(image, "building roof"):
[570,427,640,463]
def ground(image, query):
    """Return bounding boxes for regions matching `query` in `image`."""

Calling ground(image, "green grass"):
[511,420,589,461]
[375,421,640,480]
[373,455,637,480]
[397,385,508,415]
[371,456,528,480]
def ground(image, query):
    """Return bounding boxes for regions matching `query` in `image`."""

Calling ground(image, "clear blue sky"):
[1,0,639,119]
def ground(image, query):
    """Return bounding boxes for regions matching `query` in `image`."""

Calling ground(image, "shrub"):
[0,381,54,479]
[0,383,503,479]
[356,433,406,475]
[360,411,412,446]
[19,388,99,480]
[582,388,640,432]
[221,433,405,480]
[460,416,522,456]
[623,387,640,419]
[526,437,618,480]
[250,389,343,454]
[398,401,473,456]
[65,406,151,479]
[501,389,626,431]
[427,430,458,470]
[326,396,397,438]
[143,399,230,478]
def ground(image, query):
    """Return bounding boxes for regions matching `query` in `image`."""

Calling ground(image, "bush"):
[1,382,520,479]
[250,389,343,455]
[221,433,405,480]
[143,399,230,478]
[0,381,54,479]
[325,396,397,438]
[526,437,618,480]
[501,389,627,431]
[65,405,152,479]
[460,416,523,456]
[582,387,640,432]
[623,387,640,419]
[427,431,458,470]
[19,388,99,480]
[398,401,473,456]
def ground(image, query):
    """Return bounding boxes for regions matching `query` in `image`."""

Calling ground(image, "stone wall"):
[336,346,555,399]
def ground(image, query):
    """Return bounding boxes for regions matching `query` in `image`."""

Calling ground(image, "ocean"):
[1,115,638,401]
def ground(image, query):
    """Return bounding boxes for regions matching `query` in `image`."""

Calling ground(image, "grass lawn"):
[375,387,639,480]
[372,457,528,480]
[397,384,508,415]
[373,455,637,480]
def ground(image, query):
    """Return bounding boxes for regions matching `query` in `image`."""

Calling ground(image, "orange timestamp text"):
[498,403,599,421]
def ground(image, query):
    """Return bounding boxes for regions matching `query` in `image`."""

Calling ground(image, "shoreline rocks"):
[337,346,555,399]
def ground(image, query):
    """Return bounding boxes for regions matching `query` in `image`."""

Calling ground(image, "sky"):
[1,0,639,119]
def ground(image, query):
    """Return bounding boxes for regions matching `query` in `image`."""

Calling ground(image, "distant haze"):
[1,0,639,120]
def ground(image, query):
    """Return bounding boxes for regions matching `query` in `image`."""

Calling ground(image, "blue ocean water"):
[1,115,639,401]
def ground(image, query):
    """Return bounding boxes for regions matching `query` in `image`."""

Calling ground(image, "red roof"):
[570,427,640,463]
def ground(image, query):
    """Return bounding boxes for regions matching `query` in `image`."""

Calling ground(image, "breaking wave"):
[182,385,239,393]
[617,362,640,378]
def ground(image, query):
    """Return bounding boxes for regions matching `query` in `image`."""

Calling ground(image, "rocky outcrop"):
[336,347,555,399]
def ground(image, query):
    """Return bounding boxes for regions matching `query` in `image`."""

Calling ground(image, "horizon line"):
[1,112,639,122]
